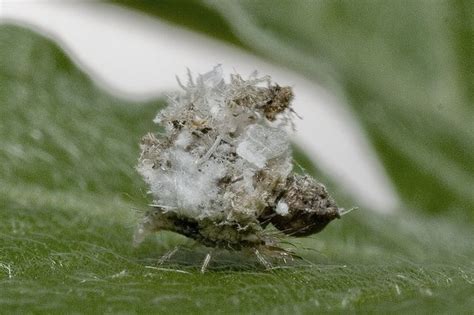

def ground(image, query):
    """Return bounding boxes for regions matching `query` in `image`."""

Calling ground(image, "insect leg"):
[200,252,212,273]
[254,249,273,270]
[158,246,179,265]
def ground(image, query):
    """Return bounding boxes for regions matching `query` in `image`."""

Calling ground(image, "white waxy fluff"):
[236,125,289,168]
[275,200,290,216]
[137,65,294,221]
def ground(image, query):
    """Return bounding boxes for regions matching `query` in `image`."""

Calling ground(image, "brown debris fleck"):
[263,85,294,121]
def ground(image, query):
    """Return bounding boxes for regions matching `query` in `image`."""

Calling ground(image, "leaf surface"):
[0,24,472,313]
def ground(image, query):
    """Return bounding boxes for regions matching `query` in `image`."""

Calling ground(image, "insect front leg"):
[158,246,180,265]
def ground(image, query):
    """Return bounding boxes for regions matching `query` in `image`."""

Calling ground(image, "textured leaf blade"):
[1,24,473,313]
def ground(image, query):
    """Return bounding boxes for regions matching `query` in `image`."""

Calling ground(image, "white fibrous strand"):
[135,66,341,251]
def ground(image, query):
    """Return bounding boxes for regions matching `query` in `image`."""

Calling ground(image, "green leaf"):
[0,24,473,313]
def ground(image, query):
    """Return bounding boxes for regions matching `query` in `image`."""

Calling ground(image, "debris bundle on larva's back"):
[135,66,342,260]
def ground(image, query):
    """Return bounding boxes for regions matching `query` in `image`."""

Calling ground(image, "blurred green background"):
[1,0,473,313]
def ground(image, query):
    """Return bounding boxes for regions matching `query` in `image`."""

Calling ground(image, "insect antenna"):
[339,207,358,216]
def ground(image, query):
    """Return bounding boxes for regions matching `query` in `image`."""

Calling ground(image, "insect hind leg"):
[254,248,273,270]
[255,245,302,268]
[200,252,213,273]
[158,246,180,265]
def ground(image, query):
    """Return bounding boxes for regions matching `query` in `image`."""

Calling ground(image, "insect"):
[135,66,347,271]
